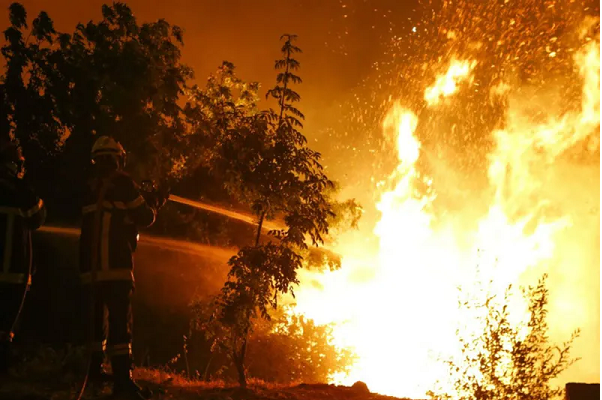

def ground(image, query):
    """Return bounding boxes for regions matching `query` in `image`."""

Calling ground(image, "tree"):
[204,34,353,388]
[57,3,193,183]
[182,55,360,384]
[190,300,356,384]
[178,57,361,256]
[0,2,193,220]
[148,61,266,248]
[182,60,262,193]
[245,311,357,384]
[1,3,64,165]
[429,274,580,400]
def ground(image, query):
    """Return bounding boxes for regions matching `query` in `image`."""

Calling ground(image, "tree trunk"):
[203,352,214,382]
[277,45,292,129]
[234,336,248,389]
[183,341,191,379]
[255,210,266,246]
[236,358,246,388]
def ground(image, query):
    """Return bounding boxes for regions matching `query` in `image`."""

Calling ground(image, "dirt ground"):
[0,368,414,400]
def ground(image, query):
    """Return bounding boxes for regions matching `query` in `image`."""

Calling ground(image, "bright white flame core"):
[293,35,599,399]
[424,60,476,106]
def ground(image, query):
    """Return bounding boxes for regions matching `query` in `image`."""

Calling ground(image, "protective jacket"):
[0,174,46,285]
[79,170,155,284]
[0,172,45,371]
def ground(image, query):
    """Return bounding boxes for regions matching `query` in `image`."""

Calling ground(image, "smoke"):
[292,0,599,397]
[6,0,600,393]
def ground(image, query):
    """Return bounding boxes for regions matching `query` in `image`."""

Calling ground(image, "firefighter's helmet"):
[91,136,126,168]
[0,140,25,178]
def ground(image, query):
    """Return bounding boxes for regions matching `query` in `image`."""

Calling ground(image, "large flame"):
[424,60,476,106]
[292,20,600,399]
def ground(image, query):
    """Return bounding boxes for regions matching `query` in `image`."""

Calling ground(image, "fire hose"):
[5,231,32,363]
[139,180,282,232]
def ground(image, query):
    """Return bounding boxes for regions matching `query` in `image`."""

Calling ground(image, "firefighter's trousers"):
[83,280,134,381]
[0,282,28,373]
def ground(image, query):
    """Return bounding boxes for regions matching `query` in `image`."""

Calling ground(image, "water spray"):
[139,180,282,232]
[167,195,282,231]
[40,225,234,257]
[39,193,285,256]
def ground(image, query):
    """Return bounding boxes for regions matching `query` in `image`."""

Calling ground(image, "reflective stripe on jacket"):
[0,176,46,284]
[79,171,155,283]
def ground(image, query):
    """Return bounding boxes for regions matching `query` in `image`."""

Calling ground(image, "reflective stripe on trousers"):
[108,343,132,356]
[91,340,107,352]
[80,269,133,283]
[86,282,134,364]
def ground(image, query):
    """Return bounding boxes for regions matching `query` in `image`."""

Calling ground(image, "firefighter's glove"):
[155,192,168,210]
[154,185,170,210]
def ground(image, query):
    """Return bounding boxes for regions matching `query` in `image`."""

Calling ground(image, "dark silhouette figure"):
[79,136,163,399]
[0,140,46,375]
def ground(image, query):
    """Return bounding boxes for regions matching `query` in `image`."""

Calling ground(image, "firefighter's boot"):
[0,333,13,376]
[111,355,152,399]
[0,340,10,375]
[88,351,112,384]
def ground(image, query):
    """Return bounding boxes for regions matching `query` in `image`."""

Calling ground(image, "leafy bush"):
[190,300,355,385]
[245,312,356,384]
[429,274,579,400]
[194,34,360,388]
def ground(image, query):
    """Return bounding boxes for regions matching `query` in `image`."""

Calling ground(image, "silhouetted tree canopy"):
[190,302,356,384]
[428,274,580,400]
[1,2,192,221]
[197,35,360,388]
[1,7,361,385]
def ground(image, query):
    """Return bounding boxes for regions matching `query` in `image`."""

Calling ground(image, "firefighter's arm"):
[119,178,156,228]
[19,185,46,230]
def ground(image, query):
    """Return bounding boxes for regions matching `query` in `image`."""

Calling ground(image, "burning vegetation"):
[0,0,599,399]
[292,0,599,398]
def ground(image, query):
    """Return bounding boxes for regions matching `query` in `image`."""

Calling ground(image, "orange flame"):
[293,26,599,398]
[424,60,476,106]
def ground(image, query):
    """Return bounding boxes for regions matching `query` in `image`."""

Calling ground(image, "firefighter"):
[0,140,46,375]
[79,136,165,399]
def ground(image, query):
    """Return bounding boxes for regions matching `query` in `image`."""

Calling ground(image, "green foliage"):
[1,6,361,385]
[58,2,192,181]
[321,183,363,244]
[429,274,579,400]
[2,2,63,159]
[246,312,356,384]
[201,34,358,388]
[1,2,192,220]
[190,300,355,384]
[179,55,361,261]
[183,61,262,179]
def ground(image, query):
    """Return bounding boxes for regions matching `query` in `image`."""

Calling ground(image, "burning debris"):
[292,2,599,399]
[0,0,598,399]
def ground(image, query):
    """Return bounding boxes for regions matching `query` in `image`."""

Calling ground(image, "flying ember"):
[292,7,600,399]
[424,59,475,106]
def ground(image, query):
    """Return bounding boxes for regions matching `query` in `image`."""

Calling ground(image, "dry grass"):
[135,367,303,390]
[1,361,412,400]
[134,367,411,400]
